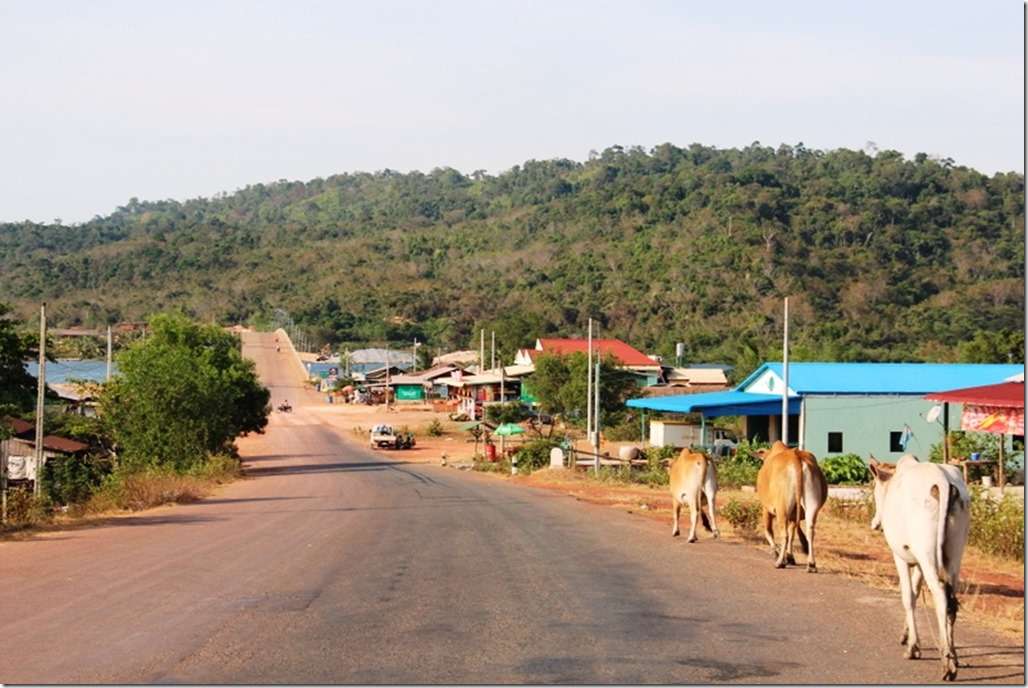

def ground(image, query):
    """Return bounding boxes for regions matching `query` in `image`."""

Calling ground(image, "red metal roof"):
[533,338,659,368]
[2,417,89,453]
[4,417,35,436]
[925,381,1025,408]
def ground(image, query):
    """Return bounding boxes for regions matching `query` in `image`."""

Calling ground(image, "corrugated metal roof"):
[533,338,660,368]
[628,390,800,418]
[626,362,1024,417]
[926,381,1025,408]
[738,362,1024,395]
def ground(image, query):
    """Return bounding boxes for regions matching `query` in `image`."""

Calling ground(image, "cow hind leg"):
[945,580,959,679]
[779,519,796,568]
[930,578,959,681]
[895,558,921,660]
[762,510,779,561]
[687,499,701,542]
[795,524,810,554]
[671,501,681,537]
[782,513,798,567]
[703,490,720,540]
[804,511,819,573]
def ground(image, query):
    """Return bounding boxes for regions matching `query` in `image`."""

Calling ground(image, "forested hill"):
[0,142,1023,375]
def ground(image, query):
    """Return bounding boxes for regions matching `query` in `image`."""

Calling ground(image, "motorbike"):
[277,401,292,413]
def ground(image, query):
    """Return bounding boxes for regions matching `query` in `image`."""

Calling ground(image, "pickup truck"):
[369,424,416,450]
[370,424,399,449]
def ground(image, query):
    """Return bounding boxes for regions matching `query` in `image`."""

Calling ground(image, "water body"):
[305,361,396,379]
[25,360,115,384]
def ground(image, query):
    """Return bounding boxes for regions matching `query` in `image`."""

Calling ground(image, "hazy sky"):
[1,0,1023,224]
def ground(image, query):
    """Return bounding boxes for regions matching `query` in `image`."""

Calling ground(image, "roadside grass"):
[1,454,241,533]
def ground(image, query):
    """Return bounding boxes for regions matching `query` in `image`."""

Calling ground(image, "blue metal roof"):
[627,390,800,418]
[626,362,1025,417]
[737,362,1024,395]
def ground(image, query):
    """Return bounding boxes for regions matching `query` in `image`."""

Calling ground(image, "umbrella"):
[493,422,526,457]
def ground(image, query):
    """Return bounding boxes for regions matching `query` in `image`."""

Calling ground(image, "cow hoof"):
[775,560,787,569]
[785,553,797,566]
[672,532,680,538]
[687,536,697,543]
[904,645,921,660]
[806,564,817,573]
[712,531,721,540]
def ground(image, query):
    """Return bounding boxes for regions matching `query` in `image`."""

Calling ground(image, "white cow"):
[868,454,971,682]
[669,448,719,542]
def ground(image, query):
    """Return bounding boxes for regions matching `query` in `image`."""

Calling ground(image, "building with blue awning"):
[627,362,1024,461]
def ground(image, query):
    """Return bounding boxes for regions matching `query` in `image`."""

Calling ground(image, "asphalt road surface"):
[1,331,1023,684]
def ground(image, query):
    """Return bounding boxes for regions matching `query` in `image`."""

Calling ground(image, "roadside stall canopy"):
[626,390,800,418]
[925,379,1025,435]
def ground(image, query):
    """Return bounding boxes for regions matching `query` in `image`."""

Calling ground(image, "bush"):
[423,419,444,437]
[967,485,1024,560]
[715,443,765,488]
[720,497,762,536]
[93,468,209,512]
[628,445,676,486]
[2,487,53,527]
[40,454,112,506]
[187,453,242,483]
[825,490,875,524]
[819,454,870,485]
[511,439,562,474]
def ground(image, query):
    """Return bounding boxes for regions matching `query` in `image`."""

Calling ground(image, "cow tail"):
[795,458,808,554]
[700,458,713,532]
[934,480,950,585]
[941,483,958,617]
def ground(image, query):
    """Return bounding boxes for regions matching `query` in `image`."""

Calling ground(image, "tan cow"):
[668,448,719,542]
[754,441,828,572]
[869,454,970,682]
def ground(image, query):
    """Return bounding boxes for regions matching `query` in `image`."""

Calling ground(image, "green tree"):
[957,329,1025,364]
[524,351,638,430]
[99,313,270,473]
[0,303,47,417]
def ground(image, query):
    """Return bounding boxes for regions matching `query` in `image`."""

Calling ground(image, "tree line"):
[0,141,1022,380]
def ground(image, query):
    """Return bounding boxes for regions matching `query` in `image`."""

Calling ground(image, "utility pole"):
[34,303,46,497]
[587,319,593,470]
[385,347,391,412]
[106,325,113,381]
[782,296,790,446]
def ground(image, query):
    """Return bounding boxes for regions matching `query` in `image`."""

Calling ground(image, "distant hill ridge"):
[0,142,1023,376]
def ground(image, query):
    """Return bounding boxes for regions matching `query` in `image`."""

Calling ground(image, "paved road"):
[0,331,1023,684]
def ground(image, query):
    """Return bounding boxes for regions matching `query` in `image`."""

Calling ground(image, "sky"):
[1,0,1023,225]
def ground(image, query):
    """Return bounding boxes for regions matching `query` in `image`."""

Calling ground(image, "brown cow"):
[754,441,828,572]
[669,448,719,542]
